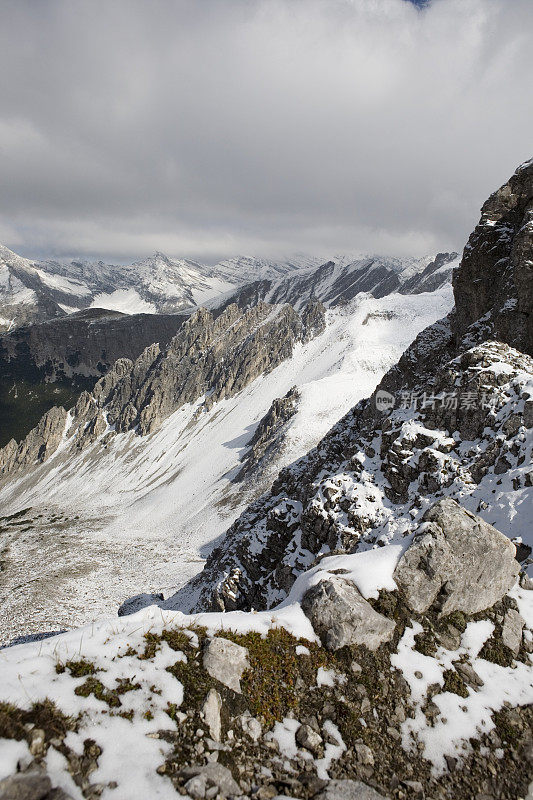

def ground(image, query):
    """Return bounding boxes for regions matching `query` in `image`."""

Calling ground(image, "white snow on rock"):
[0,739,31,781]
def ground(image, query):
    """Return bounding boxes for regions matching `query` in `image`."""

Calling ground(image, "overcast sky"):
[0,0,531,264]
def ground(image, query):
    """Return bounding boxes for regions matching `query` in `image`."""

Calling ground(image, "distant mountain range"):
[0,246,323,331]
[0,244,457,333]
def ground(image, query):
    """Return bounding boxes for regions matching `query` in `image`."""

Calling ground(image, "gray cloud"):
[0,0,532,262]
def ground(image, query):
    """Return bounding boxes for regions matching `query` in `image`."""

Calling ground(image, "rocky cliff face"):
[171,161,533,615]
[454,158,533,356]
[0,308,188,449]
[0,308,187,385]
[234,386,300,482]
[0,301,325,484]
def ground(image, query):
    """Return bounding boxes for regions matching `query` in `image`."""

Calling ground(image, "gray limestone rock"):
[0,770,52,800]
[301,575,395,651]
[202,688,222,741]
[394,499,519,615]
[295,723,323,756]
[202,637,250,693]
[235,386,300,481]
[354,743,375,766]
[502,608,525,653]
[453,158,533,356]
[315,779,390,800]
[0,406,67,482]
[179,763,240,798]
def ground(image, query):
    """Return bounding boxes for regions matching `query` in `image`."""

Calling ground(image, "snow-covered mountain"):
[214,252,458,312]
[0,283,452,645]
[0,245,455,333]
[172,159,533,616]
[0,249,456,456]
[0,248,322,331]
[0,245,65,331]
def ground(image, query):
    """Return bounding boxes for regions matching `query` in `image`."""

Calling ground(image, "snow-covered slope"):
[176,159,533,617]
[0,517,530,800]
[0,285,453,644]
[31,252,236,316]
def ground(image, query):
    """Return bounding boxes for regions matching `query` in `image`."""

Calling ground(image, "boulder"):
[296,723,323,756]
[301,575,395,651]
[355,743,375,766]
[394,499,519,615]
[0,770,52,800]
[315,779,390,800]
[117,592,164,617]
[202,637,249,692]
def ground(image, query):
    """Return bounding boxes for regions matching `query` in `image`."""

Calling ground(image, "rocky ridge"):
[0,246,65,332]
[0,301,325,485]
[0,248,321,331]
[215,253,458,314]
[454,157,533,356]
[234,386,301,482]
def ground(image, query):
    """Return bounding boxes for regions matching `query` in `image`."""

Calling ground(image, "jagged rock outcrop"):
[99,300,324,436]
[0,310,187,449]
[171,337,532,613]
[0,300,325,486]
[454,158,533,356]
[0,406,68,479]
[216,252,458,313]
[393,498,520,615]
[398,251,459,295]
[235,386,300,481]
[171,160,533,615]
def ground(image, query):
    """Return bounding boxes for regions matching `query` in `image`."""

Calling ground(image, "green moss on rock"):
[442,669,469,698]
[478,638,514,667]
